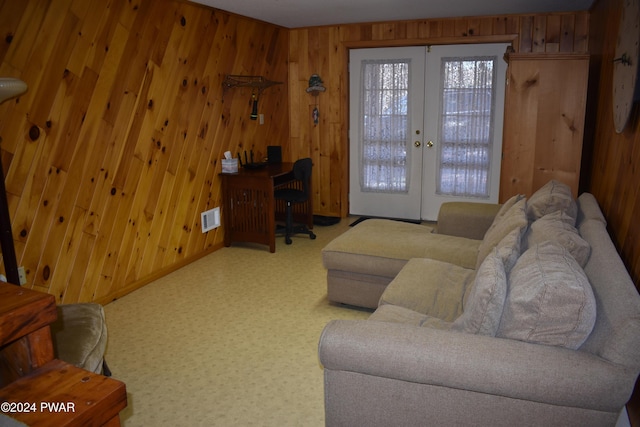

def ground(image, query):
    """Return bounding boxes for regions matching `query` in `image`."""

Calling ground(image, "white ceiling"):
[189,0,594,29]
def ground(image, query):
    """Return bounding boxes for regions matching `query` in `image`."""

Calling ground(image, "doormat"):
[313,215,341,226]
[350,216,422,227]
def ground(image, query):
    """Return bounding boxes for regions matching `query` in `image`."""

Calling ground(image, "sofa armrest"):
[435,202,501,239]
[319,320,634,412]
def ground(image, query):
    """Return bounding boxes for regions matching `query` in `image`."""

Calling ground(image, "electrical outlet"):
[17,266,27,285]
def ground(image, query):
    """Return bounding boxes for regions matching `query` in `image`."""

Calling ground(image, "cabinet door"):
[500,53,589,202]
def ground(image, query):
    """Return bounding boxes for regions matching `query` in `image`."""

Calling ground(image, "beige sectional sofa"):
[320,181,640,426]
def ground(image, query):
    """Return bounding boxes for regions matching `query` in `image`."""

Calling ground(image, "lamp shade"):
[0,78,27,104]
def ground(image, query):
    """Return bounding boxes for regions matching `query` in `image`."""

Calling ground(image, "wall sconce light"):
[306,74,325,126]
[250,93,259,120]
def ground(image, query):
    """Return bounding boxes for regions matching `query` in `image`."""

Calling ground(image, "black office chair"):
[275,158,316,244]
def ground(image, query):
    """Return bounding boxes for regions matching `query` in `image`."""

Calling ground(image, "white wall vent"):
[201,207,220,233]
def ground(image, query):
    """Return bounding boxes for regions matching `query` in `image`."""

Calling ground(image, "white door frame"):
[348,43,510,221]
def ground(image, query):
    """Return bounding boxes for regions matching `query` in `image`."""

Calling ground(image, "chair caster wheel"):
[286,238,292,244]
[310,233,316,240]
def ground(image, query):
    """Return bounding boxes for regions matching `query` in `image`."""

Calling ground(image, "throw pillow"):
[497,241,597,349]
[452,250,507,336]
[495,194,525,222]
[464,228,521,309]
[494,227,522,273]
[526,180,578,224]
[524,211,591,267]
[476,198,528,269]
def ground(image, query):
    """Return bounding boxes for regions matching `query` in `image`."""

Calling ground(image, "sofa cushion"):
[526,180,577,224]
[369,304,452,330]
[379,258,474,322]
[435,202,502,240]
[476,198,528,269]
[452,250,508,336]
[494,227,522,273]
[497,241,597,349]
[524,211,591,267]
[322,219,480,279]
[465,228,521,307]
[50,304,108,374]
[495,194,525,221]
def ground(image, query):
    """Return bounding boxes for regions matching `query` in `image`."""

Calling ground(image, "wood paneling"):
[585,1,640,422]
[0,0,289,304]
[587,0,640,291]
[288,12,590,218]
[500,53,589,200]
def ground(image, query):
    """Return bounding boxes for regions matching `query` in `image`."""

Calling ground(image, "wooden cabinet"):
[500,53,589,202]
[220,163,313,253]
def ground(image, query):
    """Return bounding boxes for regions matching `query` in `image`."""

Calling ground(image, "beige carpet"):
[103,218,371,426]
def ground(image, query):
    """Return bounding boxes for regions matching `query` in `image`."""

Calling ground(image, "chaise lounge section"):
[322,201,501,309]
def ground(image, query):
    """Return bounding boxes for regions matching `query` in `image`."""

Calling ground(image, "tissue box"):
[221,158,238,173]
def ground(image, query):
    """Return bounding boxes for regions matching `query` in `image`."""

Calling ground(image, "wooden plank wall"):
[587,2,640,420]
[587,0,640,293]
[288,12,590,217]
[500,52,590,201]
[0,0,289,304]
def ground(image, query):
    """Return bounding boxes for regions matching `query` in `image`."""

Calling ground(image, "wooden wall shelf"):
[222,75,282,96]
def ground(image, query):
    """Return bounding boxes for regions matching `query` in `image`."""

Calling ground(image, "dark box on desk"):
[267,146,282,164]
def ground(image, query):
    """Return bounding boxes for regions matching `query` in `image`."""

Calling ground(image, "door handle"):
[414,141,421,147]
[426,140,434,148]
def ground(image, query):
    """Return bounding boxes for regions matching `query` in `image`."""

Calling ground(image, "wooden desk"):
[220,162,313,252]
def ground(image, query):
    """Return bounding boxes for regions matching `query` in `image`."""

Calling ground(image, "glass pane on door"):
[438,57,497,198]
[360,60,410,193]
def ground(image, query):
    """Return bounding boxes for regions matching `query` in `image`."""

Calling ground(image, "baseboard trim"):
[93,242,224,305]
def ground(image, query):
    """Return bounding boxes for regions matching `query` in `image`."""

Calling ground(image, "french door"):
[349,44,509,221]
